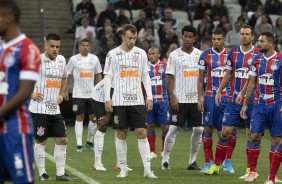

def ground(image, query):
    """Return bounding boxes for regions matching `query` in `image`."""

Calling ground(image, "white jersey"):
[166,47,201,103]
[92,79,105,103]
[103,46,149,106]
[29,53,67,114]
[67,53,102,98]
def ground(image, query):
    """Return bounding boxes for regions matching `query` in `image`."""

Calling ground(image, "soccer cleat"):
[222,160,234,173]
[264,180,274,184]
[200,163,211,173]
[275,176,282,183]
[205,164,219,175]
[116,171,128,178]
[161,151,164,158]
[161,161,171,170]
[56,174,77,181]
[114,164,133,171]
[150,152,157,159]
[76,146,83,152]
[85,142,95,152]
[39,173,52,181]
[244,171,258,182]
[93,164,107,171]
[239,168,250,179]
[144,171,158,179]
[187,161,202,170]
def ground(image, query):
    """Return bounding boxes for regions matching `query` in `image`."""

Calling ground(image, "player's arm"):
[98,111,112,127]
[95,72,103,85]
[215,70,233,106]
[142,72,153,111]
[236,76,250,105]
[0,80,36,123]
[104,74,113,112]
[58,77,67,104]
[197,69,205,112]
[166,74,178,111]
[240,75,256,119]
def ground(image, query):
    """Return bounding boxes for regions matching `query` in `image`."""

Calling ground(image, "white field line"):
[45,152,100,184]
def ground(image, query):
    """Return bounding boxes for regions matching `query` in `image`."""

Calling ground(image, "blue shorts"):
[0,132,34,184]
[223,102,253,129]
[202,96,228,131]
[147,100,169,125]
[250,101,282,137]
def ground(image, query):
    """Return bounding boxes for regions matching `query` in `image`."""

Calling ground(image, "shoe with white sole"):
[144,171,158,179]
[150,152,157,159]
[93,164,107,171]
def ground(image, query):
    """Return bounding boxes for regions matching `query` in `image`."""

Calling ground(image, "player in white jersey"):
[161,25,204,171]
[104,24,158,179]
[29,33,77,181]
[67,38,102,152]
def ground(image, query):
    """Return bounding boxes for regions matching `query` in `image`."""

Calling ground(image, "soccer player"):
[240,32,282,183]
[161,25,204,171]
[0,1,41,183]
[29,33,77,181]
[67,38,102,152]
[197,28,229,173]
[206,25,260,175]
[200,36,212,51]
[104,24,158,179]
[146,47,169,159]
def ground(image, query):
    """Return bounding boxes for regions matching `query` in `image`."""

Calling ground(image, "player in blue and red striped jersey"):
[146,47,169,159]
[240,32,282,183]
[0,0,41,183]
[206,25,260,176]
[197,28,230,173]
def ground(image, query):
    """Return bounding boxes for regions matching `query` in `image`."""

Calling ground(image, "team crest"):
[271,64,278,71]
[158,66,164,73]
[204,115,209,122]
[251,66,256,71]
[37,126,45,136]
[132,54,139,62]
[247,59,252,65]
[72,104,78,112]
[226,60,231,66]
[171,114,177,122]
[114,115,119,124]
[4,54,15,68]
[199,60,205,65]
[222,116,226,123]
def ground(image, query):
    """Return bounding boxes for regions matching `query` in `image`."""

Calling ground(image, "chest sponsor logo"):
[235,67,249,79]
[120,69,138,78]
[259,73,274,85]
[80,72,93,78]
[211,67,225,78]
[123,93,137,101]
[183,69,198,77]
[45,80,61,88]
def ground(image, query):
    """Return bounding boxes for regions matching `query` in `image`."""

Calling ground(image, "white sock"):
[54,144,67,176]
[138,138,151,173]
[116,138,127,173]
[34,143,46,176]
[189,126,204,165]
[94,130,105,165]
[114,131,119,165]
[162,125,179,163]
[75,120,83,146]
[87,121,97,143]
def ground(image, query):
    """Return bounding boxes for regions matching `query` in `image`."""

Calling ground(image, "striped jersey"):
[103,46,149,106]
[29,53,67,114]
[248,52,282,105]
[0,34,41,134]
[149,60,168,102]
[166,47,202,103]
[67,53,102,98]
[198,47,230,97]
[226,46,260,103]
[92,79,105,103]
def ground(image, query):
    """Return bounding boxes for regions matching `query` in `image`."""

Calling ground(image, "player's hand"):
[235,92,243,105]
[170,96,179,111]
[31,92,44,102]
[146,99,153,111]
[198,100,204,112]
[57,95,64,104]
[98,116,107,127]
[215,92,221,106]
[64,91,69,101]
[105,100,113,112]
[240,105,248,119]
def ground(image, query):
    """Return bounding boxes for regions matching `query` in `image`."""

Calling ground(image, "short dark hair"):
[260,31,275,43]
[201,36,212,46]
[45,33,61,42]
[212,28,225,37]
[241,24,254,35]
[0,0,20,23]
[121,24,137,35]
[181,25,197,37]
[80,38,90,45]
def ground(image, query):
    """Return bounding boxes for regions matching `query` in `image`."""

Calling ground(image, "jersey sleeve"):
[165,54,175,75]
[19,42,41,81]
[94,56,102,74]
[198,51,207,70]
[225,49,234,70]
[141,50,149,74]
[66,57,74,75]
[103,51,113,76]
[248,55,259,77]
[62,57,68,78]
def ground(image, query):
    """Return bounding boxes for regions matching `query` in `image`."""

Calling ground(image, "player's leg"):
[31,113,50,181]
[147,103,157,159]
[187,103,203,171]
[72,98,85,152]
[86,99,98,152]
[161,103,185,170]
[52,114,77,181]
